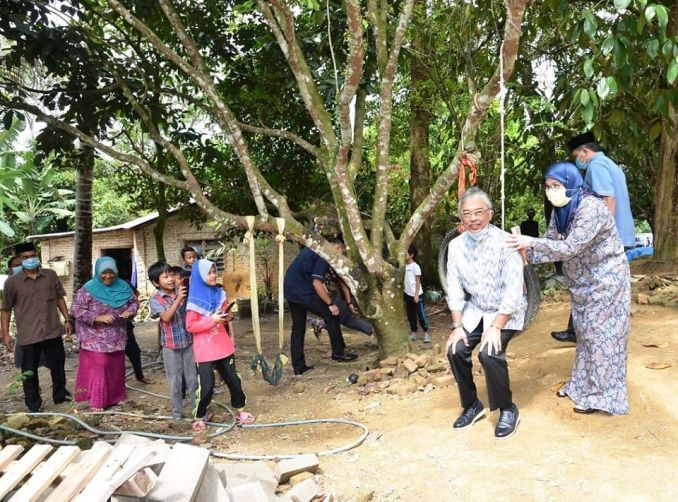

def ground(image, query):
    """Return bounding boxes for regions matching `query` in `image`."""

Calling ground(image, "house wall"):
[39,229,133,300]
[38,214,303,303]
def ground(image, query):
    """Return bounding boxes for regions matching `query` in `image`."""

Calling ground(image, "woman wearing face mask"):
[71,257,139,411]
[507,162,631,415]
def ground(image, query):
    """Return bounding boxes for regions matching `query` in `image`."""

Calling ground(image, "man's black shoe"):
[453,400,485,429]
[294,365,314,375]
[495,403,520,439]
[551,330,577,343]
[331,352,358,362]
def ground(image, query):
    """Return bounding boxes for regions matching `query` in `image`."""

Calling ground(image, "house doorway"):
[102,248,133,282]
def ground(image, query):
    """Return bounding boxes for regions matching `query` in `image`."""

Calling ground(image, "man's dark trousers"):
[288,296,346,372]
[447,320,518,411]
[21,336,69,412]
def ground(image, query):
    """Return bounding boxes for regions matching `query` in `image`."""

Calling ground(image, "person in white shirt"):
[445,187,526,439]
[404,245,430,343]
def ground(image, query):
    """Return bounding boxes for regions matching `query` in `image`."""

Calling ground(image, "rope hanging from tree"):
[245,216,285,385]
[499,41,507,230]
[274,217,289,373]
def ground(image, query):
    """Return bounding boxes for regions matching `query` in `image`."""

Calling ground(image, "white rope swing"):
[499,41,507,231]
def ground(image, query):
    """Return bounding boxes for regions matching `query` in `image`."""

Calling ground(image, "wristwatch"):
[450,321,463,330]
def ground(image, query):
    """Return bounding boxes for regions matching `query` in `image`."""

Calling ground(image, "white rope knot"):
[275,234,286,244]
[243,231,254,245]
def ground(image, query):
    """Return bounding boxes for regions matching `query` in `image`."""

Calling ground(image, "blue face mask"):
[21,257,40,270]
[575,157,588,171]
[11,265,23,275]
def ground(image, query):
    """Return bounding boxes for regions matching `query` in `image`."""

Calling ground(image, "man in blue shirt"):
[284,236,358,375]
[551,132,635,343]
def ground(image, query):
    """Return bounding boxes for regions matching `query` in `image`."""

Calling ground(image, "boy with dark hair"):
[148,261,197,420]
[180,246,198,275]
[404,244,430,343]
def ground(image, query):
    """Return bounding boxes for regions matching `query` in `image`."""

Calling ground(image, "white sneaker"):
[424,333,431,343]
[409,333,418,341]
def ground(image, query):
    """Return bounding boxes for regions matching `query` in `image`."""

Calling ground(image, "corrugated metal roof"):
[27,208,180,241]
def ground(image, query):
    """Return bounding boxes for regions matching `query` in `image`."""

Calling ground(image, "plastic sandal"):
[192,420,207,431]
[235,411,256,425]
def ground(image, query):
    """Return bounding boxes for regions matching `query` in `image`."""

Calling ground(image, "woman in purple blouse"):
[72,257,138,410]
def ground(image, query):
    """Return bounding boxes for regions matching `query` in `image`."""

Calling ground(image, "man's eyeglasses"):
[460,209,491,219]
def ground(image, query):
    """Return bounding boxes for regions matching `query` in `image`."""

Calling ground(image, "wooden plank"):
[148,443,210,502]
[0,444,53,499]
[8,446,80,502]
[73,444,135,502]
[0,446,25,472]
[45,443,113,502]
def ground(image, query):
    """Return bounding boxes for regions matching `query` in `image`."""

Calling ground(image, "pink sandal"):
[192,420,207,431]
[235,411,255,425]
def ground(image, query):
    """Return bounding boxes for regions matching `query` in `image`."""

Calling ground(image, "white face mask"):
[546,186,571,207]
[467,225,491,241]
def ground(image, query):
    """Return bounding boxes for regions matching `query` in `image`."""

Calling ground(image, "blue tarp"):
[626,246,654,261]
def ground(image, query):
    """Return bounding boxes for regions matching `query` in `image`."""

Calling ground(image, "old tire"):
[437,228,541,330]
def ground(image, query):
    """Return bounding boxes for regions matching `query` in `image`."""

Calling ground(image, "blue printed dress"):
[530,195,630,415]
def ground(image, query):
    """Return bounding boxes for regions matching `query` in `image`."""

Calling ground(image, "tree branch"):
[399,0,531,251]
[107,0,291,219]
[257,0,337,151]
[236,121,321,159]
[370,0,415,255]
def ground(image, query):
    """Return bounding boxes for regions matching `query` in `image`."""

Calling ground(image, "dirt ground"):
[1,297,677,501]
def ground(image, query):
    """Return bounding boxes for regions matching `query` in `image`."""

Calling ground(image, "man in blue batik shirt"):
[551,131,635,344]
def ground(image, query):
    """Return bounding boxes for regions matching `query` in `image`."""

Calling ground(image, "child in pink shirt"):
[185,259,255,430]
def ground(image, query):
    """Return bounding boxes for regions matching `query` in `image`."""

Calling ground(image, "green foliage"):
[0,147,75,240]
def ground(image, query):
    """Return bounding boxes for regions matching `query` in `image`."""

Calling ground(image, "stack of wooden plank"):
[0,436,333,501]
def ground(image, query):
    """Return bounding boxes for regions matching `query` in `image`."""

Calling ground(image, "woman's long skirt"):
[74,349,126,409]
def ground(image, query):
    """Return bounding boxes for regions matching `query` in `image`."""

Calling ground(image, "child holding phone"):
[185,259,255,430]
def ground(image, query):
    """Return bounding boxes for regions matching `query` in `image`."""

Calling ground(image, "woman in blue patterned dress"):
[507,161,630,415]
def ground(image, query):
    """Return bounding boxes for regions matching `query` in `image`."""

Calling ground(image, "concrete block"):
[214,462,277,492]
[274,455,319,484]
[195,463,228,502]
[289,471,314,486]
[228,481,277,502]
[286,478,320,502]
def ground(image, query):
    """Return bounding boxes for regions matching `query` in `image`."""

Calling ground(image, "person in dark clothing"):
[519,209,540,238]
[126,320,151,383]
[284,236,358,375]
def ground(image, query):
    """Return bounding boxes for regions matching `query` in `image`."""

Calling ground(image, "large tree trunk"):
[359,268,411,357]
[72,140,94,298]
[408,0,436,288]
[652,4,678,263]
[652,104,678,263]
[152,150,168,262]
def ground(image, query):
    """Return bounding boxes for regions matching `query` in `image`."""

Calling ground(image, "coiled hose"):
[0,360,368,460]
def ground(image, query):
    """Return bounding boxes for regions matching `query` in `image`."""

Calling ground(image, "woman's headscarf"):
[186,259,226,316]
[544,161,584,235]
[83,256,134,308]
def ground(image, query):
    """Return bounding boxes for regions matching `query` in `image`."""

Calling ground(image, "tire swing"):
[437,45,541,329]
[246,216,288,385]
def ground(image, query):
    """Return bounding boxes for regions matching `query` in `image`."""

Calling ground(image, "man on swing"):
[284,235,358,375]
[445,188,526,438]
